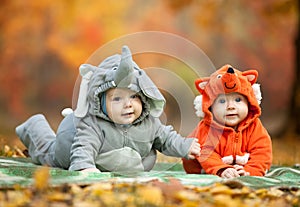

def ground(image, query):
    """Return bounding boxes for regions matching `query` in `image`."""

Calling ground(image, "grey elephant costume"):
[16,45,195,172]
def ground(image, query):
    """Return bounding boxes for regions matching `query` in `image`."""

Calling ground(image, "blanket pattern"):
[0,157,299,189]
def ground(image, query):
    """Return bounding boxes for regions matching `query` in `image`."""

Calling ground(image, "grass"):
[0,132,299,206]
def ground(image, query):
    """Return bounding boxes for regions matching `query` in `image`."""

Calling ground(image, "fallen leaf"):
[137,185,163,206]
[33,166,50,192]
[152,178,185,200]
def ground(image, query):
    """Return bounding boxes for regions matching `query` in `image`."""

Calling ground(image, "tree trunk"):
[291,0,300,134]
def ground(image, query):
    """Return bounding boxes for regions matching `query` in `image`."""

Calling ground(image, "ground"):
[0,133,299,206]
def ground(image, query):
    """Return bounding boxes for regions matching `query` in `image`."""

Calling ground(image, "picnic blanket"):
[0,157,299,189]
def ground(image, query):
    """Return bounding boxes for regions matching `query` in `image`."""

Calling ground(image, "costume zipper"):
[233,132,239,162]
[123,129,128,147]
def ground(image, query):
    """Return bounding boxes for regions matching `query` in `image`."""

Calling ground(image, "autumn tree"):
[290,0,300,134]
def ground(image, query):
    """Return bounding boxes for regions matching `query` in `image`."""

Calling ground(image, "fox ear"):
[195,77,210,94]
[242,70,258,85]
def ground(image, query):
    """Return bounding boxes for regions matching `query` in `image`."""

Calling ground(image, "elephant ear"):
[114,45,134,88]
[74,64,96,118]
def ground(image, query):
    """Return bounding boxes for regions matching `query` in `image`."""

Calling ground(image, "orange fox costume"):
[182,64,272,176]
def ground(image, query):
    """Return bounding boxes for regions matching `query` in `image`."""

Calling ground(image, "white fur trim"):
[252,83,262,105]
[194,95,204,118]
[222,155,233,165]
[194,83,262,118]
[236,153,250,165]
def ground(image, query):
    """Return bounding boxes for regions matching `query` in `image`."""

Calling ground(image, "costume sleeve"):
[197,138,234,175]
[243,119,272,176]
[183,122,233,175]
[182,123,203,173]
[69,117,102,171]
[152,118,195,159]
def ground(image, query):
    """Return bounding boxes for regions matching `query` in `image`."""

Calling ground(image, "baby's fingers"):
[188,154,196,159]
[221,168,240,178]
[81,168,100,173]
[192,139,201,149]
[192,144,201,156]
[234,165,250,176]
[187,139,201,159]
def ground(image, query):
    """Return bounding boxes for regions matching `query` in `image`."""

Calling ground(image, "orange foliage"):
[0,0,298,139]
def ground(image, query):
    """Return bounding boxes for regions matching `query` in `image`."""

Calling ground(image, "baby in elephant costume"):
[16,45,200,173]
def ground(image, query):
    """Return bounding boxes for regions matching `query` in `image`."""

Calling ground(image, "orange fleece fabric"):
[182,64,272,176]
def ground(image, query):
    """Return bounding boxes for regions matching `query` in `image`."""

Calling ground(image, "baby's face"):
[106,88,143,125]
[211,92,248,129]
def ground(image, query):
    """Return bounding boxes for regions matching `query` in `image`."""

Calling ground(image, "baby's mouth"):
[122,112,134,116]
[226,114,237,117]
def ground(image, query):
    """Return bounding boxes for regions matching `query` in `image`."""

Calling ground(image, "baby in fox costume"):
[182,64,272,178]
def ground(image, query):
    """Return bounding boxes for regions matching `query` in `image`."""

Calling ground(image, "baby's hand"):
[221,168,240,178]
[80,168,100,173]
[188,139,201,159]
[233,165,250,176]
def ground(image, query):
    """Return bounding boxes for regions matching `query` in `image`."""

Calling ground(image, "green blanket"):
[0,157,299,189]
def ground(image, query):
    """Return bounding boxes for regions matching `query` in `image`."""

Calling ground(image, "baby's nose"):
[227,100,236,109]
[124,98,132,107]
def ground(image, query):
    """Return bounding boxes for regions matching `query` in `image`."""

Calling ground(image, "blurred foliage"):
[0,0,298,139]
[0,145,26,158]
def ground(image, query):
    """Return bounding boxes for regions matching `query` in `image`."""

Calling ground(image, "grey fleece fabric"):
[15,45,195,172]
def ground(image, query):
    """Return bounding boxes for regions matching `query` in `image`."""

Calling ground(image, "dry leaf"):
[137,185,163,206]
[33,166,50,191]
[152,178,185,200]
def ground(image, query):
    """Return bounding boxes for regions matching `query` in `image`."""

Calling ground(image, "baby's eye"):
[219,99,226,104]
[130,94,140,99]
[235,97,242,102]
[112,97,121,102]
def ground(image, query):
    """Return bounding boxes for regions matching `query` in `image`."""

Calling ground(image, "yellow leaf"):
[137,185,163,205]
[47,192,72,202]
[33,166,50,191]
[214,194,242,206]
[175,190,199,207]
[85,182,113,196]
[210,183,233,195]
[266,187,285,198]
[255,188,269,199]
